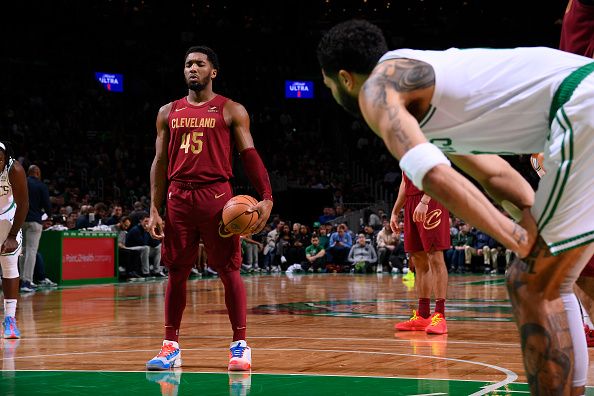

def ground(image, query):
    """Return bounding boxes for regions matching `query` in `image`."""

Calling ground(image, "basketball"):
[222,195,259,235]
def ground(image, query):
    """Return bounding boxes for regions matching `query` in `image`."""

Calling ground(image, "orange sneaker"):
[425,313,448,335]
[395,310,432,331]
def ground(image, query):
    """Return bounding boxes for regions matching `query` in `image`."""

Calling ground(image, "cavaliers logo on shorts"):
[218,221,234,238]
[423,209,442,230]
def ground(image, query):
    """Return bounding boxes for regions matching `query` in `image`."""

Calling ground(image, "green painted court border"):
[0,370,547,396]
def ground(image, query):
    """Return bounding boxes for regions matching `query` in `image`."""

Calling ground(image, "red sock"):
[418,298,431,318]
[435,298,446,317]
[164,266,192,342]
[219,269,247,341]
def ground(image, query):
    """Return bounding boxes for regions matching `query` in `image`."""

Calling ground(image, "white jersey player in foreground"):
[318,19,594,395]
[0,142,28,339]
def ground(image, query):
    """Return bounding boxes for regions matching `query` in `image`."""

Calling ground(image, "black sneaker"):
[19,281,36,293]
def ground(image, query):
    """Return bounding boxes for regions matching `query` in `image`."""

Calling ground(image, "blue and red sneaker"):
[3,316,21,339]
[146,340,182,371]
[228,340,252,371]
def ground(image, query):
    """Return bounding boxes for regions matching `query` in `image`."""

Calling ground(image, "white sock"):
[4,299,17,318]
[562,293,588,387]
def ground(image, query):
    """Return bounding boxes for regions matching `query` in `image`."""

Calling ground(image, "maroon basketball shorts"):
[404,194,450,253]
[580,254,594,278]
[162,180,242,272]
[560,0,594,58]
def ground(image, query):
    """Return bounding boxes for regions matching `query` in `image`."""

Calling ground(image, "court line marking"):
[8,346,516,395]
[0,368,510,383]
[15,335,521,348]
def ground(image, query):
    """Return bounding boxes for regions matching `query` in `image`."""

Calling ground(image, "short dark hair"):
[317,19,388,78]
[0,141,13,171]
[185,46,220,70]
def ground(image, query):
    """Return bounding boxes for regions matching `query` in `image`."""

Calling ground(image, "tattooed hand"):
[515,208,538,258]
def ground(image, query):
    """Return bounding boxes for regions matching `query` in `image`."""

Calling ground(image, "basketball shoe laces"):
[158,343,178,359]
[407,310,421,322]
[230,344,246,358]
[430,313,444,326]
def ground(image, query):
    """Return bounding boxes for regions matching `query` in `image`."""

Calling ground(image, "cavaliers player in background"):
[146,46,273,371]
[391,173,449,335]
[560,0,594,59]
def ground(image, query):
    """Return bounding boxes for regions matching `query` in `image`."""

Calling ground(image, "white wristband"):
[400,143,451,190]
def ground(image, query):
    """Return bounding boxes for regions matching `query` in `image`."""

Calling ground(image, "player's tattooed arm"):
[368,59,435,95]
[359,59,434,158]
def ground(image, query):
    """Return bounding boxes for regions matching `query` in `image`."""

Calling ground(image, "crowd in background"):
[1,0,564,289]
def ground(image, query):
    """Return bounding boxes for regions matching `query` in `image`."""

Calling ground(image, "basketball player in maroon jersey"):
[560,0,594,59]
[146,46,273,371]
[391,173,449,334]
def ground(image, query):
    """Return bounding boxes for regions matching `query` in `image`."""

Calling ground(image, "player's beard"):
[187,76,209,92]
[335,86,361,118]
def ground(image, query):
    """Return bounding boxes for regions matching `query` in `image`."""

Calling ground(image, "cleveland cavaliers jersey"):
[0,158,14,212]
[379,47,591,155]
[167,95,233,184]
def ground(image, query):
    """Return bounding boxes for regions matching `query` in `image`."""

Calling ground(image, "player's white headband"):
[0,142,5,151]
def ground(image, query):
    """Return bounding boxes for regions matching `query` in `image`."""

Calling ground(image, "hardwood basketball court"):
[2,273,594,395]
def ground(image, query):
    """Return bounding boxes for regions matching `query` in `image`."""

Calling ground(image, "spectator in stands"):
[75,202,107,229]
[317,226,330,249]
[311,221,321,235]
[376,220,398,273]
[20,165,52,292]
[348,233,378,273]
[449,223,474,273]
[333,189,344,206]
[303,235,326,272]
[465,229,498,273]
[263,221,283,272]
[65,211,78,230]
[241,233,263,272]
[112,216,142,279]
[388,233,408,274]
[288,224,310,265]
[362,224,377,247]
[318,207,335,224]
[367,209,382,230]
[449,217,459,238]
[126,214,165,277]
[327,223,352,268]
[128,201,149,227]
[104,204,123,226]
[275,224,293,271]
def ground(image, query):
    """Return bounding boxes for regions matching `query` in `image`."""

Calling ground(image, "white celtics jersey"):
[379,47,591,155]
[0,158,14,213]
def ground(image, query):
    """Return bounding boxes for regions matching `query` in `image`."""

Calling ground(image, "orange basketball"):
[222,195,259,235]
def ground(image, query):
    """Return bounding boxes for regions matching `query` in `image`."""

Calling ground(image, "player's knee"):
[1,260,19,279]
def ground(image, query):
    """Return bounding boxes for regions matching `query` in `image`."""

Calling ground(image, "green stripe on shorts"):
[548,230,594,256]
[549,62,594,126]
[0,201,15,215]
[537,109,574,232]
